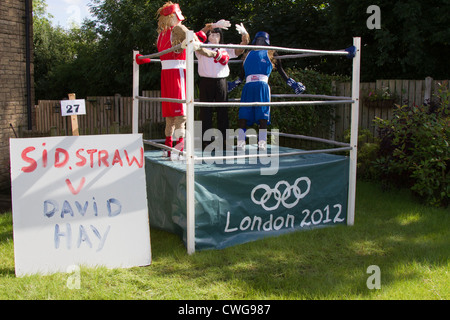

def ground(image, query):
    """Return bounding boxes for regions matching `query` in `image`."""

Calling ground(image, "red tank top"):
[157,26,186,61]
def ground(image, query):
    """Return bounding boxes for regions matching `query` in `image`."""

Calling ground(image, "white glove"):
[235,23,248,35]
[212,19,231,30]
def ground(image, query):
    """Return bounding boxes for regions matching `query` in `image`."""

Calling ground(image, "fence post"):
[424,76,433,105]
[114,93,121,126]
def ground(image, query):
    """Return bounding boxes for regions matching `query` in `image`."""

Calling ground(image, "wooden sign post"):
[60,93,86,136]
[68,93,79,136]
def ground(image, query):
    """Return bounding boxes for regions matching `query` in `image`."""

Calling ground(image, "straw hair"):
[157,1,178,33]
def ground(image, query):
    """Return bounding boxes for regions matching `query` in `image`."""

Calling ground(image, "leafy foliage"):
[373,83,450,207]
[326,0,450,81]
[33,0,450,100]
[269,68,348,136]
[33,0,103,99]
[226,65,349,136]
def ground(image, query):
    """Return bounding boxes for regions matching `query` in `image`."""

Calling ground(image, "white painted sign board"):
[60,99,86,116]
[9,134,151,277]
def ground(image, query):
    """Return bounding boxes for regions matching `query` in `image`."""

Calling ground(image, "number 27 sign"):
[60,99,86,116]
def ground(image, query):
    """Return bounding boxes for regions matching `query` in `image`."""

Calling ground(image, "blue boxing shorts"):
[239,80,271,126]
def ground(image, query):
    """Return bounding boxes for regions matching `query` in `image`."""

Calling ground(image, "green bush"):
[227,67,349,138]
[344,129,380,181]
[373,83,449,207]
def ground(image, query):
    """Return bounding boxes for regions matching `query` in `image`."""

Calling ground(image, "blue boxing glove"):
[227,78,242,92]
[286,78,305,94]
[345,46,356,59]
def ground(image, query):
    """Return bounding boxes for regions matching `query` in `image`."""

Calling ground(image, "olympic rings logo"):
[250,177,311,211]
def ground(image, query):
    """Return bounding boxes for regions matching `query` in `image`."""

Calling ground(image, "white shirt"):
[195,47,238,78]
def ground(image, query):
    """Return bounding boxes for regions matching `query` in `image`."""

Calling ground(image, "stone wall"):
[0,0,34,192]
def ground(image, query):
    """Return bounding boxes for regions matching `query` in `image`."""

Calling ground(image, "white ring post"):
[132,50,139,134]
[185,31,196,254]
[347,37,361,226]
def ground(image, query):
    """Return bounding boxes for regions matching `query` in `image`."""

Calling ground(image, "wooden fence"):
[333,77,449,142]
[35,90,162,136]
[34,78,448,142]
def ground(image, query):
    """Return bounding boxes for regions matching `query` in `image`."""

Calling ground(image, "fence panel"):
[334,77,448,142]
[141,90,163,125]
[36,91,163,136]
[34,80,448,139]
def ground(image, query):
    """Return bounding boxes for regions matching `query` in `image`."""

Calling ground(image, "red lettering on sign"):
[21,146,37,172]
[65,177,86,195]
[98,150,109,167]
[124,147,144,168]
[112,149,123,167]
[76,148,87,167]
[55,148,69,168]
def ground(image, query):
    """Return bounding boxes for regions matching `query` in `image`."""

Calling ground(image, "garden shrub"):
[344,129,380,181]
[227,67,349,139]
[373,83,449,207]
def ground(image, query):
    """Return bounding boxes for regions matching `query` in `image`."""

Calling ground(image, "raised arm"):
[274,52,306,94]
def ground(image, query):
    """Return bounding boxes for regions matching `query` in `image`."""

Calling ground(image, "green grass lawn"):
[0,181,448,300]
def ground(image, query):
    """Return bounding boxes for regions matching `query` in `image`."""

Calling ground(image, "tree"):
[33,0,450,100]
[327,0,450,81]
[89,0,162,95]
[33,0,101,100]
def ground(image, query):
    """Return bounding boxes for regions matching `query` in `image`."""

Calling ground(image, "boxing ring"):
[133,32,361,253]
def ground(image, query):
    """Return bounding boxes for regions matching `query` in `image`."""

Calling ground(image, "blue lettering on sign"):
[46,197,120,252]
[54,223,111,251]
[75,201,88,216]
[61,200,74,218]
[106,198,121,217]
[44,198,122,218]
[54,223,72,249]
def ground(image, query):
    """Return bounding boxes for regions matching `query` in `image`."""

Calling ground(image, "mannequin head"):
[206,28,224,45]
[251,31,270,46]
[157,2,185,33]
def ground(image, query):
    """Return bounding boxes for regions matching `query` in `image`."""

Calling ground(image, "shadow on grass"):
[147,181,449,299]
[0,182,447,299]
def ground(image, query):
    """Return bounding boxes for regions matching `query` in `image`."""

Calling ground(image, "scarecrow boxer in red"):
[151,2,230,158]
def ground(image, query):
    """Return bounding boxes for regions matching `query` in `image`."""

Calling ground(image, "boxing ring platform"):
[144,145,349,251]
[134,33,361,253]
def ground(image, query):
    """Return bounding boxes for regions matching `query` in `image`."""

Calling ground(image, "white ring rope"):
[271,94,352,100]
[274,53,336,60]
[143,139,352,161]
[136,94,353,102]
[274,132,350,148]
[193,100,353,107]
[138,43,184,60]
[136,96,187,104]
[136,96,354,106]
[144,139,186,156]
[143,130,352,162]
[149,53,337,64]
[146,44,349,63]
[139,42,354,160]
[196,147,352,161]
[200,43,349,56]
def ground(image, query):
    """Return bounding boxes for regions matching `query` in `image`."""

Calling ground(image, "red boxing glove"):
[195,30,207,43]
[135,54,151,65]
[214,50,229,65]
